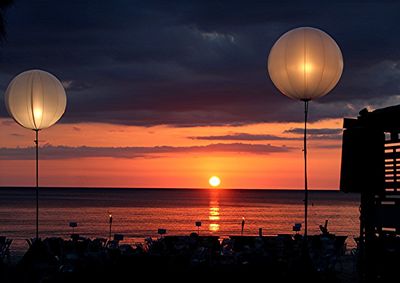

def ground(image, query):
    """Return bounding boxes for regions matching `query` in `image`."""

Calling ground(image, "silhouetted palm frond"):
[0,0,14,42]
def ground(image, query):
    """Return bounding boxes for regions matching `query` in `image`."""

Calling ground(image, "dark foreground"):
[0,234,356,283]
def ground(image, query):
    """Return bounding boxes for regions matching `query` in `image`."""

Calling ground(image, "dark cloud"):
[0,1,399,126]
[0,142,291,160]
[313,144,341,149]
[10,133,24,137]
[190,129,342,141]
[284,128,342,140]
[1,120,13,126]
[284,128,342,135]
[190,133,296,141]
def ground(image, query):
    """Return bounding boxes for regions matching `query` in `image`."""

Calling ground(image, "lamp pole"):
[303,100,309,238]
[34,129,39,240]
[109,214,113,240]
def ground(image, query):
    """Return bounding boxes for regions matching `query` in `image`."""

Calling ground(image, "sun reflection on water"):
[209,223,220,232]
[209,199,220,232]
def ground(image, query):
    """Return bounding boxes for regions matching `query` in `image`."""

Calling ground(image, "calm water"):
[0,188,360,256]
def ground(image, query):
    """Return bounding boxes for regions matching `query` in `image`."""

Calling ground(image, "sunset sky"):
[1,1,400,189]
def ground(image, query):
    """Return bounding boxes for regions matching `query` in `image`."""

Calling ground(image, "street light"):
[109,213,113,240]
[5,69,67,239]
[195,221,202,235]
[267,27,343,237]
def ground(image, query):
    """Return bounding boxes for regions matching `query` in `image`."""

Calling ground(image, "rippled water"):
[0,188,360,256]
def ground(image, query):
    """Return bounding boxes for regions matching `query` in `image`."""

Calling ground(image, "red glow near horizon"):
[0,118,342,189]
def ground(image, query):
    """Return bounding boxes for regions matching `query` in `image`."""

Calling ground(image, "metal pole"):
[303,100,309,238]
[359,198,365,280]
[34,129,39,240]
[109,214,112,240]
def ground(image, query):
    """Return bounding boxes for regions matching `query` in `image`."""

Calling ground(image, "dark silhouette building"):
[341,104,400,282]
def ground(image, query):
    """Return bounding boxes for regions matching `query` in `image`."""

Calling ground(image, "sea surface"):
[0,188,360,257]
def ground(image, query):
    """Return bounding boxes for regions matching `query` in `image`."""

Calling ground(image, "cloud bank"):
[0,142,291,160]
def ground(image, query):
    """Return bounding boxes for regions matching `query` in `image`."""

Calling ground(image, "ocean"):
[0,188,360,257]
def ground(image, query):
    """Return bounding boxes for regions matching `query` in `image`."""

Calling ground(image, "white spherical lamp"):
[268,27,343,101]
[267,27,343,237]
[4,69,67,239]
[5,69,67,130]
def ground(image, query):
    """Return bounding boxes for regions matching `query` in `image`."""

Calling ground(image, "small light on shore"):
[108,213,113,240]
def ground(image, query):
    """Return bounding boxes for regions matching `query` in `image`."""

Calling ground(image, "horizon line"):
[0,186,342,192]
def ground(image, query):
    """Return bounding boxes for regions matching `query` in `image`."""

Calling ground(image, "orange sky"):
[0,117,343,189]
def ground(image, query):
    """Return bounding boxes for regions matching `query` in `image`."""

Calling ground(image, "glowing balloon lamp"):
[267,27,343,237]
[5,69,67,239]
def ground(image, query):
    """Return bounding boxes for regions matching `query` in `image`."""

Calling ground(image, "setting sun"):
[209,176,221,187]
